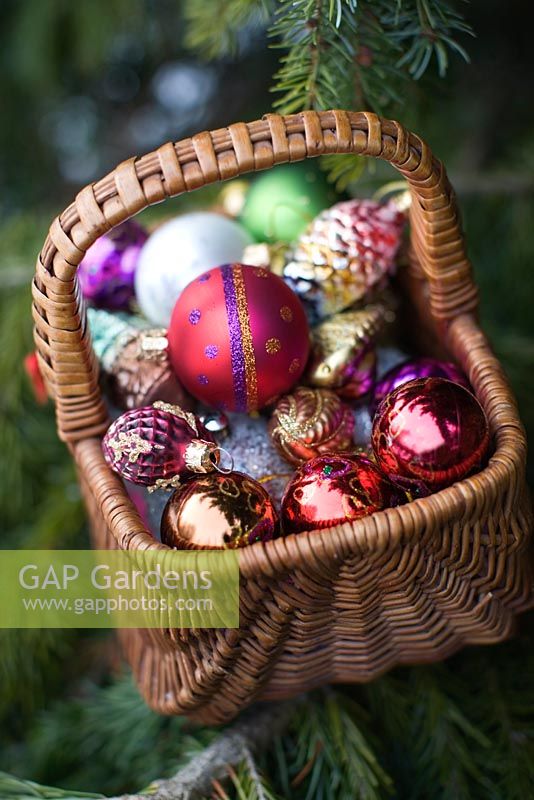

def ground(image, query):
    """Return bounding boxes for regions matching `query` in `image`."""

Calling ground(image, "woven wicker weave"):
[32,111,533,724]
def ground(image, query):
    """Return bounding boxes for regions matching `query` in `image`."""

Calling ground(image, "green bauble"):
[240,163,337,243]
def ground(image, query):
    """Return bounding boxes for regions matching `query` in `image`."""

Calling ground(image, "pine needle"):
[273,690,393,800]
[0,772,102,800]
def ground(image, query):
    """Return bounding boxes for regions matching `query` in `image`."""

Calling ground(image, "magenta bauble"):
[102,402,219,490]
[374,357,469,409]
[167,264,310,412]
[372,377,489,491]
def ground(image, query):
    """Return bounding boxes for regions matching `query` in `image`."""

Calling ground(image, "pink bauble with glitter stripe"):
[167,264,310,412]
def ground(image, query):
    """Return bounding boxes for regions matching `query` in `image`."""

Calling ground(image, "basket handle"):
[32,110,478,442]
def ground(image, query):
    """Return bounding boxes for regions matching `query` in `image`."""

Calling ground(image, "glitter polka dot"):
[265,337,282,355]
[198,273,211,283]
[205,344,219,359]
[289,358,301,374]
[280,305,293,322]
[255,268,269,278]
[198,374,209,385]
[189,308,201,325]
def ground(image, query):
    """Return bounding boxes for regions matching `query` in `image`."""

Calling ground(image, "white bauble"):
[134,212,252,326]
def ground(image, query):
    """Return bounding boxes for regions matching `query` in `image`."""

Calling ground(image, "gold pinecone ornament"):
[281,198,406,319]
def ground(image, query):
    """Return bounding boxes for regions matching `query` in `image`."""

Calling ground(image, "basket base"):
[83,470,532,725]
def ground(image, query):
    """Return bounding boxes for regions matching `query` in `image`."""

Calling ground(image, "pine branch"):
[406,669,492,800]
[361,641,534,800]
[266,0,471,188]
[455,642,534,800]
[272,689,393,800]
[0,772,102,800]
[269,0,471,114]
[2,667,296,800]
[391,0,473,79]
[110,700,297,800]
[226,753,282,800]
[269,0,359,113]
[3,674,216,797]
[183,0,272,60]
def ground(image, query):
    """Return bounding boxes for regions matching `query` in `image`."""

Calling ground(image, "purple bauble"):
[374,357,470,410]
[78,219,148,310]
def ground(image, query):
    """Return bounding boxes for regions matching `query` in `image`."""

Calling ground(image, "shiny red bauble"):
[281,454,407,534]
[167,263,310,412]
[372,377,489,491]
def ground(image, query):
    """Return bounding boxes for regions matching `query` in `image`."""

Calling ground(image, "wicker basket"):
[32,110,533,724]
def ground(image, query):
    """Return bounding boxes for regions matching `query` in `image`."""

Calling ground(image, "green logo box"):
[0,550,239,629]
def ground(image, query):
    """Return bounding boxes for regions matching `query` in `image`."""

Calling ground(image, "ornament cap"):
[184,439,220,473]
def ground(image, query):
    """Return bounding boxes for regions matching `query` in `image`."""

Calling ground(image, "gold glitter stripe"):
[232,264,258,410]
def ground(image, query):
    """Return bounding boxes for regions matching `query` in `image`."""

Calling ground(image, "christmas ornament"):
[198,409,230,438]
[78,219,147,310]
[218,180,249,217]
[134,212,252,326]
[268,387,355,467]
[223,413,293,507]
[306,305,388,400]
[240,163,336,243]
[87,309,190,411]
[279,198,405,319]
[102,402,228,491]
[374,357,470,409]
[87,308,149,372]
[281,454,407,533]
[167,263,310,412]
[107,328,192,411]
[161,471,278,549]
[24,351,48,404]
[372,378,490,491]
[242,242,288,274]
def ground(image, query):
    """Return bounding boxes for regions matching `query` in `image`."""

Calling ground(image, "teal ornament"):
[87,308,149,371]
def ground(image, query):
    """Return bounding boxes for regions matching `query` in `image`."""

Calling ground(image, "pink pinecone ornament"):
[281,198,406,319]
[102,402,220,491]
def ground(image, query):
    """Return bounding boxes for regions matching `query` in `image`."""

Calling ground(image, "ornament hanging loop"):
[212,447,235,474]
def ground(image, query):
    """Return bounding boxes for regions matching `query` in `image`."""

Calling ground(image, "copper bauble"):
[372,377,489,491]
[281,454,407,533]
[102,402,219,491]
[108,328,192,411]
[306,305,388,399]
[161,472,278,549]
[268,387,355,466]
